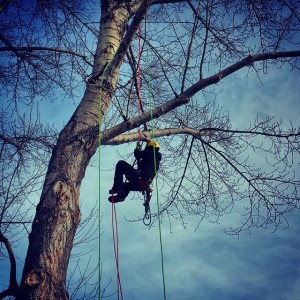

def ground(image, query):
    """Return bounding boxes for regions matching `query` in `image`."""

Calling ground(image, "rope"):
[98,52,118,299]
[146,20,167,299]
[111,197,124,300]
[137,20,166,297]
[137,24,142,144]
[98,67,124,298]
[98,61,111,299]
[136,23,151,228]
[151,122,167,300]
[97,17,167,300]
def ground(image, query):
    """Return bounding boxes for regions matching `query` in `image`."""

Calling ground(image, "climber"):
[108,140,162,203]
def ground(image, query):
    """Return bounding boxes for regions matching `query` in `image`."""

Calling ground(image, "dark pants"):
[112,160,141,198]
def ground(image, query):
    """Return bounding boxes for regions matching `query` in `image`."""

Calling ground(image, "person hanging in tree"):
[108,140,162,203]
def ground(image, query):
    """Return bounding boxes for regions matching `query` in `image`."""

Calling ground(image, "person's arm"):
[134,148,143,160]
[157,151,162,162]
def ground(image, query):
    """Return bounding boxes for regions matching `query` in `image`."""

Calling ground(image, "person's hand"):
[136,142,142,150]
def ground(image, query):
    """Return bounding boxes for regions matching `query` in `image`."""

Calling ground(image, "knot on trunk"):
[53,181,69,202]
[24,270,45,286]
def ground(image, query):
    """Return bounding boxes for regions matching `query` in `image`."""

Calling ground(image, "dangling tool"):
[143,190,152,226]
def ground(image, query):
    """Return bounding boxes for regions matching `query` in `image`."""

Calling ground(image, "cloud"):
[2,64,299,300]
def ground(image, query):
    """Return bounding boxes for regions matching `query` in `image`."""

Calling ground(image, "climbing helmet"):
[146,140,160,148]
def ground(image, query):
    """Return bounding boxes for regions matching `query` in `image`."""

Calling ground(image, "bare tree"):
[0,0,300,299]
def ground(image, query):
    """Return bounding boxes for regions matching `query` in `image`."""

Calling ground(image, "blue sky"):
[1,44,300,300]
[67,63,300,299]
[1,2,300,299]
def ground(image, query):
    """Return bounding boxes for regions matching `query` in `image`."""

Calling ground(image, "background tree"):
[0,0,300,299]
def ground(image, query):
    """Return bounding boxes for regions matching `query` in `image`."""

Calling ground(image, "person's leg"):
[112,180,138,203]
[112,160,132,192]
[108,175,132,203]
[117,162,140,197]
[110,160,139,200]
[125,178,141,192]
[123,165,140,188]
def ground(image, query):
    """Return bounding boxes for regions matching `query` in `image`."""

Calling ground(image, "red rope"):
[110,24,142,300]
[137,24,142,143]
[111,197,123,299]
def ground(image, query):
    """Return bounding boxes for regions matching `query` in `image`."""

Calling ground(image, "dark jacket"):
[134,146,162,182]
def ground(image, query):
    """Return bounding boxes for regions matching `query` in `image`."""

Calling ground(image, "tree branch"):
[102,124,300,145]
[0,133,20,150]
[102,50,300,145]
[180,51,300,98]
[152,0,186,3]
[0,0,12,14]
[0,46,92,66]
[100,97,190,143]
[0,133,55,150]
[0,232,19,299]
[103,126,200,145]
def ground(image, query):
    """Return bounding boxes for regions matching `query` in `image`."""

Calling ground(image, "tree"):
[0,0,300,298]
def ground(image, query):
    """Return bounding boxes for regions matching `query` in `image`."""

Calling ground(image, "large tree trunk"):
[17,2,131,299]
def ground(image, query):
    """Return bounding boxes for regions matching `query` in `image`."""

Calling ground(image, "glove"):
[136,142,142,150]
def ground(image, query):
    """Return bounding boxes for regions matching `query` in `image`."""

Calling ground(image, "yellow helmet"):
[146,140,160,148]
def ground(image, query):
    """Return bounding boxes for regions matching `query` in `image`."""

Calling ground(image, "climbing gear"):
[98,18,166,300]
[142,189,152,226]
[111,197,124,300]
[146,140,160,148]
[99,58,115,299]
[136,173,152,226]
[138,176,152,190]
[137,177,153,226]
[146,25,166,299]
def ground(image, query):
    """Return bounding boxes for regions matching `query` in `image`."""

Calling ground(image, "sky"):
[66,64,300,300]
[1,62,299,300]
[1,9,300,300]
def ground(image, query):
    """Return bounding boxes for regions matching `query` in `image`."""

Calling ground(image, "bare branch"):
[152,0,186,4]
[104,124,300,145]
[0,232,19,298]
[181,51,300,98]
[0,46,93,66]
[100,97,190,143]
[104,127,201,145]
[0,0,12,14]
[102,49,300,144]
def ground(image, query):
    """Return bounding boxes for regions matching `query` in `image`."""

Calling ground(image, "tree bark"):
[17,1,133,299]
